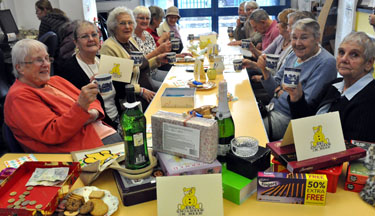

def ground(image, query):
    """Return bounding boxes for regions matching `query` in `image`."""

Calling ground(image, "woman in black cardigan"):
[284,32,375,142]
[57,20,120,130]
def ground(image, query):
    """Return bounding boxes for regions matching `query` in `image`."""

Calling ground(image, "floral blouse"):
[133,31,157,56]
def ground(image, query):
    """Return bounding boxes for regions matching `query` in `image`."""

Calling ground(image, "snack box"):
[267,140,366,173]
[157,152,221,176]
[344,181,365,193]
[346,162,369,185]
[161,88,195,108]
[272,158,343,193]
[222,164,257,205]
[113,167,163,206]
[226,146,271,179]
[0,161,80,216]
[257,172,327,205]
[152,110,218,163]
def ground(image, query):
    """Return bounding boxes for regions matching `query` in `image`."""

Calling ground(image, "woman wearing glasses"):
[60,20,119,130]
[133,6,171,88]
[100,6,167,110]
[3,39,122,153]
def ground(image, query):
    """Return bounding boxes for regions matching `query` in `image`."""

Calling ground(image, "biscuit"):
[89,190,105,199]
[90,199,108,216]
[79,200,94,214]
[66,198,82,211]
[63,210,79,216]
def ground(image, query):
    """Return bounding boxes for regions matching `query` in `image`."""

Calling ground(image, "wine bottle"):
[121,84,150,169]
[216,80,235,162]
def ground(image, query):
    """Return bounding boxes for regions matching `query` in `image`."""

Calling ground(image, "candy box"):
[156,152,221,176]
[152,110,218,163]
[226,146,271,179]
[0,161,80,215]
[346,162,369,185]
[312,164,343,193]
[271,158,289,173]
[257,172,327,205]
[344,181,365,193]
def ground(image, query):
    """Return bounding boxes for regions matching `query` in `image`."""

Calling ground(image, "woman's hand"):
[283,83,303,102]
[157,53,168,65]
[228,40,241,46]
[158,32,170,44]
[251,75,263,82]
[369,14,375,26]
[85,109,99,125]
[236,18,241,27]
[142,88,155,102]
[77,83,99,111]
[257,54,271,79]
[242,59,257,69]
[157,41,172,53]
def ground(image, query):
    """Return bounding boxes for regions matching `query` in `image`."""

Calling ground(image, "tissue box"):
[226,146,271,179]
[152,111,218,163]
[157,152,221,176]
[257,172,327,205]
[161,88,195,108]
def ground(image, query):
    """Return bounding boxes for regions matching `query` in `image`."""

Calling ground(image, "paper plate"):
[187,81,216,90]
[71,186,119,216]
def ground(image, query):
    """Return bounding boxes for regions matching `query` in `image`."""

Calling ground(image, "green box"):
[222,164,256,205]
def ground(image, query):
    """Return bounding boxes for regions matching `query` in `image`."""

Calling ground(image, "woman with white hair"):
[100,6,167,109]
[285,31,375,142]
[133,6,171,88]
[244,18,337,141]
[4,39,122,153]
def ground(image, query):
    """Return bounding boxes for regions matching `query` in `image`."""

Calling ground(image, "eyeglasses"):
[78,33,99,40]
[118,21,134,26]
[21,56,53,65]
[137,17,150,21]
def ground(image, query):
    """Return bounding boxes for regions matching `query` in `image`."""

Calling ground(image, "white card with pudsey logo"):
[157,174,223,216]
[281,112,346,161]
[98,55,133,83]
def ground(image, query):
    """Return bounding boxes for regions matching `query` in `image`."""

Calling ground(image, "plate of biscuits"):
[63,186,119,216]
[187,80,216,90]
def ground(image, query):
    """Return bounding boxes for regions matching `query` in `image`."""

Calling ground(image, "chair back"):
[2,122,24,153]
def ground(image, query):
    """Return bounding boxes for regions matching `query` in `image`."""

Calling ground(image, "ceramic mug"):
[94,74,113,94]
[283,68,301,88]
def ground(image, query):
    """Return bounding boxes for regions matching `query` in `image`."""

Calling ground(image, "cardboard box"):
[346,162,369,185]
[0,161,80,216]
[271,158,289,173]
[222,164,257,205]
[344,181,365,193]
[257,172,327,205]
[152,111,218,163]
[157,152,221,176]
[226,146,271,179]
[161,88,195,108]
[267,141,366,173]
[113,169,157,206]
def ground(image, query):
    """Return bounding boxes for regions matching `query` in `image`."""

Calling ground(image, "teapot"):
[213,55,224,75]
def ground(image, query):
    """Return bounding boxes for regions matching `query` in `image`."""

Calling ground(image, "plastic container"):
[313,164,343,193]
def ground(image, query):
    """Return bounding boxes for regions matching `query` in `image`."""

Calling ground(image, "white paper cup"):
[241,39,251,49]
[283,67,301,88]
[265,54,280,74]
[231,136,259,158]
[130,51,143,67]
[233,59,243,72]
[94,74,113,94]
[166,52,176,63]
[171,39,180,51]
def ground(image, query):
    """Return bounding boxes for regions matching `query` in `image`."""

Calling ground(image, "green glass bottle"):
[121,84,150,169]
[216,80,235,162]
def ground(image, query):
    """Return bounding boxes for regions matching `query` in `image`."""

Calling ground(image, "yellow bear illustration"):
[111,63,121,76]
[178,187,202,210]
[311,125,328,147]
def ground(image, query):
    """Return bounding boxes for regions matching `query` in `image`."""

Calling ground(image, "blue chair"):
[2,122,24,153]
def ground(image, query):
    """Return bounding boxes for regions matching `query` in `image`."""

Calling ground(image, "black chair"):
[2,122,24,153]
[39,31,58,75]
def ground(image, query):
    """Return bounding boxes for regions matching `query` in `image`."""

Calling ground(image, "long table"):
[1,42,374,216]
